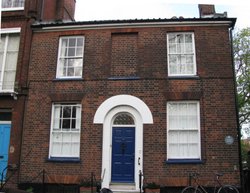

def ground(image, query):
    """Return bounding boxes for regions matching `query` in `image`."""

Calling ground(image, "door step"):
[109,183,139,193]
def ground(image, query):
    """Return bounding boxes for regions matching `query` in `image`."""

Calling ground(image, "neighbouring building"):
[0,0,75,189]
[1,0,30,188]
[1,1,241,192]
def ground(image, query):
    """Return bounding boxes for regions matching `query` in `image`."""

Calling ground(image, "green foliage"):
[241,140,250,168]
[233,27,250,136]
[26,187,34,193]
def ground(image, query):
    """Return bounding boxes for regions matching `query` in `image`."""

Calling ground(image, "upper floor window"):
[56,36,85,79]
[167,33,196,76]
[1,0,25,10]
[0,28,20,92]
[49,103,81,158]
[167,101,201,161]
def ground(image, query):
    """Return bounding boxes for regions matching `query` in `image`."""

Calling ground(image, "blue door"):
[0,124,11,180]
[111,127,135,183]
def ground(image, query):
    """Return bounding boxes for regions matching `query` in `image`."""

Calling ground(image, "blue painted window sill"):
[47,157,80,163]
[168,76,200,80]
[108,76,140,80]
[166,159,203,164]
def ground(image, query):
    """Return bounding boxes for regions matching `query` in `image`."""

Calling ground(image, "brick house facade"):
[18,4,241,191]
[1,1,241,192]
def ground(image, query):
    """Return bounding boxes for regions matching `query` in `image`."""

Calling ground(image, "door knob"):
[120,142,126,154]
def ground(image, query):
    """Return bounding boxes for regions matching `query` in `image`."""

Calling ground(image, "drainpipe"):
[229,26,244,192]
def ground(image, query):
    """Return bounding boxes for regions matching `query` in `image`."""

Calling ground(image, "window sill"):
[168,76,200,80]
[108,76,140,80]
[2,7,24,11]
[166,159,203,164]
[53,78,84,81]
[47,157,80,163]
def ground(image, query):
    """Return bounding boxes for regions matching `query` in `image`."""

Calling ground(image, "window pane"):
[72,133,80,142]
[185,43,193,53]
[0,33,20,91]
[63,133,71,142]
[2,71,15,90]
[63,106,72,118]
[51,143,61,156]
[0,53,4,69]
[169,115,179,129]
[61,143,71,155]
[189,144,199,157]
[71,143,80,157]
[50,104,81,157]
[77,38,83,46]
[5,52,18,69]
[185,34,192,43]
[114,113,134,125]
[168,131,178,143]
[169,55,178,74]
[76,48,83,56]
[53,133,62,142]
[7,35,20,50]
[168,33,195,76]
[0,36,6,50]
[62,119,71,129]
[177,34,184,43]
[169,44,176,54]
[2,0,25,8]
[177,43,184,53]
[57,37,84,78]
[72,119,76,129]
[169,144,178,157]
[68,47,75,57]
[167,102,200,159]
[69,38,76,47]
[168,34,176,43]
[60,41,68,57]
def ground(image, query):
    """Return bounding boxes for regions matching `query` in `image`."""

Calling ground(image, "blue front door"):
[111,127,135,183]
[0,124,11,180]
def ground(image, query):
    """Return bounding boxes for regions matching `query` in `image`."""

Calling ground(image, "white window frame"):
[167,101,201,160]
[0,28,21,93]
[1,0,25,11]
[56,36,85,79]
[49,103,82,158]
[167,32,197,76]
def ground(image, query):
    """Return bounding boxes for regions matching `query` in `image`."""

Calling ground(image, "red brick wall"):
[42,0,75,21]
[19,25,240,187]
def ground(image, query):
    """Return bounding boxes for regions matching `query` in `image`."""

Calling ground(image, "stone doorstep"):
[109,183,140,193]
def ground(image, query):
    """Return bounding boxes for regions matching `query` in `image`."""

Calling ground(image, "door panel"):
[0,124,11,180]
[111,127,135,182]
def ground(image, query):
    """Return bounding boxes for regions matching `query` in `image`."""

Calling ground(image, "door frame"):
[94,95,153,191]
[105,106,142,188]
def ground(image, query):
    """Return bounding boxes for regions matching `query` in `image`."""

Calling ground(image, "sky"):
[75,0,250,29]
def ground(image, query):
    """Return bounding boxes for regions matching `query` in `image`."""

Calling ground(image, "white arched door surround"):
[94,95,153,190]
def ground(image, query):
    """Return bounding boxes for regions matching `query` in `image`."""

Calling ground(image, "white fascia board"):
[34,20,234,32]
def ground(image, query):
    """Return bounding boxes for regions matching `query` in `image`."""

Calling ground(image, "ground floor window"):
[49,103,81,158]
[167,101,201,160]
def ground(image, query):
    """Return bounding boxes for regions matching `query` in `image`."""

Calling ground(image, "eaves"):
[31,18,237,32]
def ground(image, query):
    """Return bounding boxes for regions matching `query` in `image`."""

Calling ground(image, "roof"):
[31,17,237,31]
